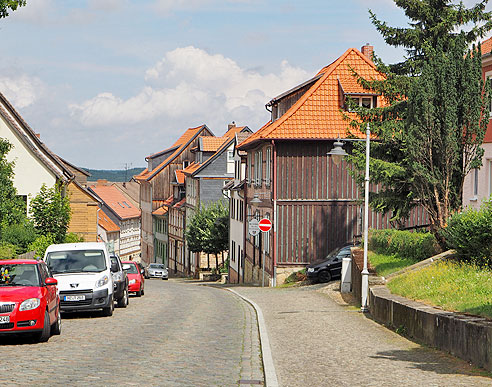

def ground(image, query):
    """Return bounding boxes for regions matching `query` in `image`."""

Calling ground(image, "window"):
[227,150,234,162]
[265,147,271,187]
[247,153,252,185]
[345,95,376,111]
[474,168,479,197]
[231,241,236,262]
[254,150,263,187]
[183,160,190,169]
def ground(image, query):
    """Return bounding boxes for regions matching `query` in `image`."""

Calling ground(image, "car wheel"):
[51,308,62,335]
[37,310,51,342]
[141,286,144,296]
[117,288,129,308]
[136,287,142,297]
[102,295,114,316]
[318,270,332,283]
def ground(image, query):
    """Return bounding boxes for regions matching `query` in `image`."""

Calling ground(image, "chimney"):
[361,43,374,62]
[35,133,40,139]
[228,121,236,131]
[97,179,108,186]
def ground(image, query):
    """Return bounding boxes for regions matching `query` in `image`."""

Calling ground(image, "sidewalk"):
[230,283,492,387]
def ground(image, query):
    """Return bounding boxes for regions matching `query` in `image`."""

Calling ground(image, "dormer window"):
[345,95,376,111]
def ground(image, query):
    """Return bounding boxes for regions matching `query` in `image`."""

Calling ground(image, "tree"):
[30,184,71,243]
[0,138,26,226]
[348,0,492,242]
[185,200,229,269]
[0,0,26,19]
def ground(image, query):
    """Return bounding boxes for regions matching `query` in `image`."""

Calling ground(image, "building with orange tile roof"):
[237,45,427,286]
[89,180,141,260]
[463,36,492,209]
[135,124,214,269]
[97,209,120,254]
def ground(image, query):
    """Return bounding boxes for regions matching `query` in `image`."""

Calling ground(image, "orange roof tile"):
[98,210,120,232]
[482,36,492,55]
[182,162,201,176]
[90,185,141,220]
[163,195,174,207]
[201,137,228,152]
[238,48,385,148]
[224,125,246,138]
[173,198,186,209]
[175,170,185,185]
[136,124,211,181]
[152,206,168,216]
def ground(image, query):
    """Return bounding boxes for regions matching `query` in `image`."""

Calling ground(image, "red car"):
[122,261,144,297]
[0,259,61,342]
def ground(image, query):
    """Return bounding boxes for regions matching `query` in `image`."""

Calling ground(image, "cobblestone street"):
[0,280,263,387]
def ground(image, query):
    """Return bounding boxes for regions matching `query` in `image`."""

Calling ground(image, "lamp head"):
[327,139,348,166]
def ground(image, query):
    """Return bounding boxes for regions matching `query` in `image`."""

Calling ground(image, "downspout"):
[272,140,277,287]
[96,208,101,243]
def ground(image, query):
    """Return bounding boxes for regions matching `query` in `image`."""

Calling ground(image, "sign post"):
[259,218,272,287]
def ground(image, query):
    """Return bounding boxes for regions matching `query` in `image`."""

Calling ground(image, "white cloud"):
[70,46,309,129]
[0,75,44,109]
[10,0,55,23]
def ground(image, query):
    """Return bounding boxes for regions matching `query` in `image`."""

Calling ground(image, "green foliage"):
[368,229,440,261]
[348,1,492,238]
[28,234,55,258]
[440,200,492,266]
[0,242,17,259]
[388,260,492,319]
[64,232,84,243]
[368,251,420,277]
[185,200,229,255]
[0,221,37,254]
[0,138,27,225]
[30,184,71,243]
[0,0,26,18]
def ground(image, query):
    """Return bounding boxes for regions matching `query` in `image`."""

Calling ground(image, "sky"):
[0,0,488,169]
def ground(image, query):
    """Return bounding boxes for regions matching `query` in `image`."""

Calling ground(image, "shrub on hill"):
[440,200,492,266]
[368,229,440,261]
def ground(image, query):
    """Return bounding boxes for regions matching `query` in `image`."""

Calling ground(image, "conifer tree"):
[348,0,492,241]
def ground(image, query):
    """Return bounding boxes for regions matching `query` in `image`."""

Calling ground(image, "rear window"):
[0,263,40,287]
[149,264,165,269]
[122,263,138,274]
[46,250,107,274]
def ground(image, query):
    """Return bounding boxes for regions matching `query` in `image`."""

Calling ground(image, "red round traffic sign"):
[259,218,272,232]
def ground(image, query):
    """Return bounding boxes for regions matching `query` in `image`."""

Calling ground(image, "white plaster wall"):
[229,190,244,279]
[463,143,492,210]
[0,115,57,208]
[119,218,141,257]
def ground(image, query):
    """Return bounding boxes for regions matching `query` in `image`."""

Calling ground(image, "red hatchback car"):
[122,261,144,297]
[0,259,61,342]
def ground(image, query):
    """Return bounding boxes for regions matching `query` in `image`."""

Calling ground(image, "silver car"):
[147,263,168,280]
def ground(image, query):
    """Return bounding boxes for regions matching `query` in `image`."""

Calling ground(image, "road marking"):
[226,288,279,387]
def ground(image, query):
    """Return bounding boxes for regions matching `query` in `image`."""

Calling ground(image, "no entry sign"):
[259,218,272,232]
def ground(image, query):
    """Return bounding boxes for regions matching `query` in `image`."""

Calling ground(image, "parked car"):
[122,261,144,297]
[110,254,129,308]
[147,263,168,280]
[0,259,61,342]
[306,245,354,283]
[44,242,114,316]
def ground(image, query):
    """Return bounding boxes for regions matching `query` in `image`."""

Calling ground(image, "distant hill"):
[84,167,146,182]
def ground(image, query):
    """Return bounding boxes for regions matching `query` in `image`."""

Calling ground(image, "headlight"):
[95,275,109,288]
[307,268,315,273]
[129,279,136,285]
[19,298,41,311]
[112,272,122,282]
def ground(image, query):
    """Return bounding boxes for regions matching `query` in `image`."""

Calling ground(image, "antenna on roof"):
[124,162,132,182]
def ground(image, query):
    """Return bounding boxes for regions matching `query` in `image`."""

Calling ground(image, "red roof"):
[238,48,385,148]
[482,36,492,56]
[152,206,168,216]
[182,162,201,176]
[98,209,120,232]
[173,198,186,209]
[201,137,228,152]
[135,124,210,182]
[90,185,141,220]
[162,195,174,207]
[175,170,185,185]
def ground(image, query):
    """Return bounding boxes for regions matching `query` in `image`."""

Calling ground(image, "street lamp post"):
[361,123,371,312]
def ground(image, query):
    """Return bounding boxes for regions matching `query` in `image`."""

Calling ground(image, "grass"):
[368,251,420,277]
[388,260,492,319]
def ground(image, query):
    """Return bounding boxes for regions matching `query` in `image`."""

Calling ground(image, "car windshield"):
[122,263,138,274]
[0,263,40,287]
[149,264,165,269]
[46,250,107,274]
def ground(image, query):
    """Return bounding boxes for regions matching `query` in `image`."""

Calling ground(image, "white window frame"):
[265,147,271,187]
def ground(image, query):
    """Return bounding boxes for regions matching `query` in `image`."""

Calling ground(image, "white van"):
[44,242,114,316]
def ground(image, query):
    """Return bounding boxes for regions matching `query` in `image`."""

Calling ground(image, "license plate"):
[64,295,85,301]
[0,315,10,323]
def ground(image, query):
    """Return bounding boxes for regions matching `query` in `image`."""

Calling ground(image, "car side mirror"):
[45,277,58,286]
[111,262,119,272]
[141,269,144,274]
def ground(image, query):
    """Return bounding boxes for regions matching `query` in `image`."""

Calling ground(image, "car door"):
[330,247,351,277]
[40,262,57,323]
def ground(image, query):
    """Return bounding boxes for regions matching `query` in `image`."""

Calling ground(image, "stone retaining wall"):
[370,286,492,372]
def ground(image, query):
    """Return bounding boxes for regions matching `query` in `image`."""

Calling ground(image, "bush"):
[28,234,55,258]
[64,233,84,243]
[368,229,440,261]
[0,242,18,259]
[440,200,492,266]
[0,221,37,254]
